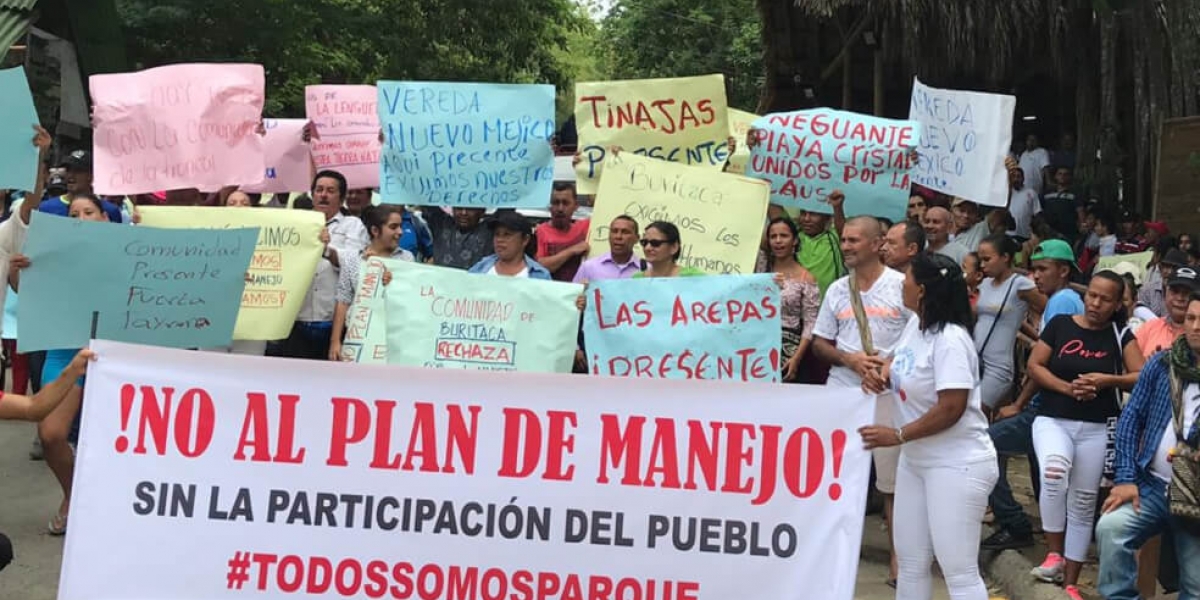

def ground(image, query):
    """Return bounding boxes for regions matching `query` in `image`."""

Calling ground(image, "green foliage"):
[599,0,763,111]
[117,0,588,117]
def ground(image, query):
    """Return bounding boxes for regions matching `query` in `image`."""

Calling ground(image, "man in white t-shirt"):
[1006,167,1042,240]
[813,215,912,585]
[1095,294,1200,600]
[1019,133,1051,195]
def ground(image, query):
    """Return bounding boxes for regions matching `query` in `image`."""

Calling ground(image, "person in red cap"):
[1143,221,1169,247]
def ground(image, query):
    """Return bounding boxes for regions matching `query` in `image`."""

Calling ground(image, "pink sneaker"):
[1030,552,1065,583]
[1064,584,1085,600]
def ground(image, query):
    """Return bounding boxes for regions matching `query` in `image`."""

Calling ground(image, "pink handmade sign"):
[90,63,266,195]
[305,85,380,189]
[240,118,312,193]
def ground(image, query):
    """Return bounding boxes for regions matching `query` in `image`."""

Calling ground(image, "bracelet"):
[895,427,906,444]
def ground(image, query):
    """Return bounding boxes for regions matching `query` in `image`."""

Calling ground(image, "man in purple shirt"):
[573,215,642,283]
[572,215,641,372]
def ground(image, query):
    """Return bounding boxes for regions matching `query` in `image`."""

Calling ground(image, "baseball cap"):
[1162,248,1190,267]
[1144,221,1169,237]
[57,149,93,172]
[1168,266,1200,291]
[488,210,532,237]
[951,197,976,208]
[1030,239,1079,271]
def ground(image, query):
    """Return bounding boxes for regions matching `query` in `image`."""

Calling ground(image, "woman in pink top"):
[756,218,819,382]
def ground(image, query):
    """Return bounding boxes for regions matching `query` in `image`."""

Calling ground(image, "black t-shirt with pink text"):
[1039,314,1134,423]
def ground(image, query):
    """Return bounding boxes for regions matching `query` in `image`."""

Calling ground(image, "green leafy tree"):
[117,0,588,117]
[600,0,763,111]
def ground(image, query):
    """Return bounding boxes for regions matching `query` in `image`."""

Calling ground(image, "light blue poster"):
[747,108,922,223]
[377,81,556,208]
[0,66,41,192]
[582,274,781,383]
[18,212,259,352]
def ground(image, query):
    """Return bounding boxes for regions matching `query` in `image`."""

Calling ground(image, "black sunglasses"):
[640,239,669,248]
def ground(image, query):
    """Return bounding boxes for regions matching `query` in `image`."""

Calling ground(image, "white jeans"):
[894,456,998,600]
[1032,416,1108,562]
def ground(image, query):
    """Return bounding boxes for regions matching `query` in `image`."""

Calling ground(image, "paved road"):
[0,419,954,599]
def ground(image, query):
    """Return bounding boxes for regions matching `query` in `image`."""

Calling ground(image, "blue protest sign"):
[582,274,781,383]
[18,212,258,351]
[0,66,41,192]
[377,82,556,208]
[748,108,921,223]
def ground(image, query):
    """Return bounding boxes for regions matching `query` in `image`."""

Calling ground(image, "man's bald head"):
[922,206,953,244]
[845,215,885,240]
[841,215,886,270]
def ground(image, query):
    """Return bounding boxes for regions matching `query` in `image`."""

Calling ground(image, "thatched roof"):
[785,0,1062,88]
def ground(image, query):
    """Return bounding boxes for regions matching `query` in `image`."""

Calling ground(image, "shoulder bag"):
[1166,364,1200,535]
[975,276,1017,379]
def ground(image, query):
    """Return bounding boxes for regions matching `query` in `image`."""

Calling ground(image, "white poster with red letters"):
[61,341,874,600]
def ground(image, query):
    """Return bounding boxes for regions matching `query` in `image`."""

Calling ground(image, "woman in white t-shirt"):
[974,234,1045,411]
[860,252,997,600]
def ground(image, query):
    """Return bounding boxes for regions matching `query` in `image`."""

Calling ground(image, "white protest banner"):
[63,340,874,600]
[91,63,266,195]
[908,78,1015,206]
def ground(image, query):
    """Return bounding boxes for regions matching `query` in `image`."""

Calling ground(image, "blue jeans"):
[989,407,1040,536]
[1096,479,1200,600]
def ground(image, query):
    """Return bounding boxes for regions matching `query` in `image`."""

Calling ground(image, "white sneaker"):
[1030,552,1065,583]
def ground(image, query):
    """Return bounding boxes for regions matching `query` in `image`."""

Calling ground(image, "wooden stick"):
[847,269,875,355]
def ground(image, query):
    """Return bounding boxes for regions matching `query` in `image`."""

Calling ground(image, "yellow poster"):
[725,108,759,175]
[574,74,729,194]
[138,206,325,340]
[587,152,768,275]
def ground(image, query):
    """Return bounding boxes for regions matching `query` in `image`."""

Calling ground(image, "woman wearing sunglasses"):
[632,221,705,278]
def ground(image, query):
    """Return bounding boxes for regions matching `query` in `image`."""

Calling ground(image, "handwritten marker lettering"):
[377,82,556,208]
[574,75,731,195]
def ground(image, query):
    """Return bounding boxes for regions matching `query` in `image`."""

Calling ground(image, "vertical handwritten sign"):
[382,260,582,373]
[90,63,265,195]
[305,85,380,189]
[583,274,781,382]
[341,257,389,363]
[377,82,556,207]
[0,66,41,192]
[749,109,921,223]
[18,212,257,351]
[725,108,759,175]
[240,118,312,193]
[588,152,768,275]
[137,207,325,340]
[574,74,730,194]
[909,78,1015,207]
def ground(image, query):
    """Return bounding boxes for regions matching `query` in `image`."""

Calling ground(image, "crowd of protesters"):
[0,120,1193,600]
